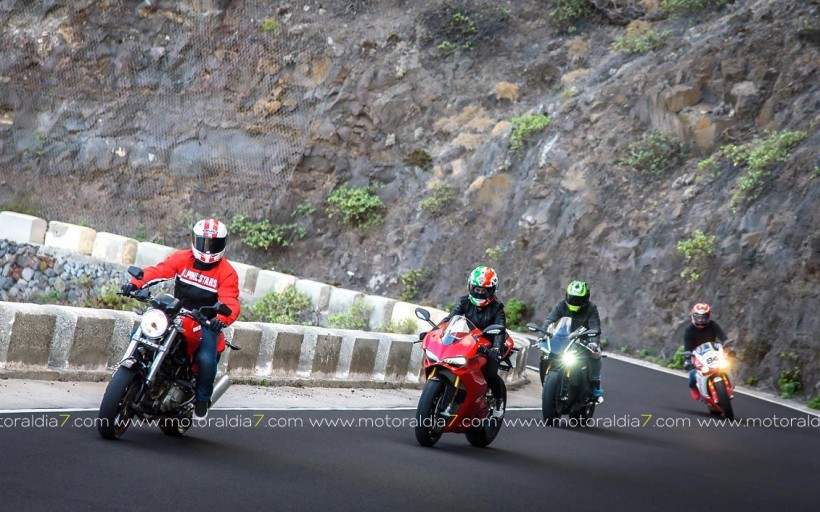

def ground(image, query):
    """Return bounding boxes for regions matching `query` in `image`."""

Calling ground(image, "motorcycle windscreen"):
[546,317,573,352]
[440,315,474,346]
[693,342,719,357]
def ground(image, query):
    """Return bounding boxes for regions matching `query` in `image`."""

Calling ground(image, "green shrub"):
[745,375,760,386]
[779,368,803,398]
[420,184,456,218]
[550,0,594,31]
[505,298,530,331]
[621,133,682,175]
[400,268,431,302]
[84,284,132,311]
[660,0,728,16]
[242,286,313,325]
[261,18,279,33]
[229,215,306,250]
[422,1,510,53]
[291,202,316,218]
[667,346,685,369]
[721,130,808,211]
[484,246,502,263]
[326,186,384,228]
[612,27,672,54]
[380,317,418,335]
[510,114,551,151]
[328,302,371,330]
[676,229,716,282]
[808,396,820,410]
[405,148,433,170]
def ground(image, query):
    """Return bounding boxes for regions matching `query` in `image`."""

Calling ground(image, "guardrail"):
[0,302,531,387]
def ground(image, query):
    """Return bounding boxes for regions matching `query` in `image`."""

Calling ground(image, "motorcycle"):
[683,340,735,420]
[526,318,602,426]
[413,307,517,448]
[97,266,240,440]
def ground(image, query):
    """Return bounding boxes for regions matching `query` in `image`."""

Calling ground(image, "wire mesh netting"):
[1,0,331,247]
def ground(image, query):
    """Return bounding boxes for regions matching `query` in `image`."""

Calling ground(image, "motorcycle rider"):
[121,218,240,419]
[540,280,604,401]
[683,303,729,401]
[439,265,508,416]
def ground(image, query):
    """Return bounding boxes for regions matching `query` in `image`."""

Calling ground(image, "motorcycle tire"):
[415,379,447,447]
[713,379,734,421]
[466,381,506,448]
[97,367,140,440]
[541,372,561,426]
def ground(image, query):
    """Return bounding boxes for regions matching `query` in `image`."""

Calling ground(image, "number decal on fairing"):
[706,356,718,365]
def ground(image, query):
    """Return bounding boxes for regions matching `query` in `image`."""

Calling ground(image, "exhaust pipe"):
[210,375,231,406]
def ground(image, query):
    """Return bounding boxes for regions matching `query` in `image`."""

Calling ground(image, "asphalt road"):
[1,358,818,512]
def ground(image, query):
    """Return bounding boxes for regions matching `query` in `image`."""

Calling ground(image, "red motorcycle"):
[413,307,516,447]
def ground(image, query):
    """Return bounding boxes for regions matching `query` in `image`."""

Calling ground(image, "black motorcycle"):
[97,266,239,440]
[527,318,602,426]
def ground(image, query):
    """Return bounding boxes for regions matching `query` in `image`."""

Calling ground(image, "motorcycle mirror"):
[525,322,542,333]
[482,324,504,336]
[217,302,232,317]
[414,308,430,321]
[414,307,438,328]
[127,266,144,280]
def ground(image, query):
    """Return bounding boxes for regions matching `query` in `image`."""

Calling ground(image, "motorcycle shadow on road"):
[540,422,677,449]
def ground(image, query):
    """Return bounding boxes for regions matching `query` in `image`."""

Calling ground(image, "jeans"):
[589,357,602,382]
[195,328,218,402]
[688,369,697,389]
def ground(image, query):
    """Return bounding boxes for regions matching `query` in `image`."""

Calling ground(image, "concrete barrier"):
[0,301,530,387]
[44,221,97,255]
[92,232,138,265]
[327,287,365,316]
[294,279,332,312]
[0,211,47,244]
[228,260,260,294]
[134,242,177,268]
[254,270,298,296]
[361,295,395,331]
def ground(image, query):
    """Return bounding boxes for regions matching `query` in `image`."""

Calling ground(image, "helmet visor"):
[693,313,710,326]
[470,286,490,297]
[193,235,226,255]
[566,294,588,307]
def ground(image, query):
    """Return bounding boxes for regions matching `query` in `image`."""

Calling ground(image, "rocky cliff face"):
[1,0,818,397]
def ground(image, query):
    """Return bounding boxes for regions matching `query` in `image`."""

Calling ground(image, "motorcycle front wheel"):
[97,367,140,440]
[713,379,734,421]
[415,379,447,447]
[541,372,562,426]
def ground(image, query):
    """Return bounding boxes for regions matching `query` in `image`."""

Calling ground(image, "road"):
[1,358,818,512]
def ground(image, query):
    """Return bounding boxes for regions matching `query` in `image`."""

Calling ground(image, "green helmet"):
[565,280,590,313]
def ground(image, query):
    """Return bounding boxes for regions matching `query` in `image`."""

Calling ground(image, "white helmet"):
[191,218,228,264]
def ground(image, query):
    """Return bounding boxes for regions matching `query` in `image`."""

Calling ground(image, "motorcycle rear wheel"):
[541,372,561,426]
[97,367,140,440]
[415,379,447,447]
[713,379,734,421]
[466,381,506,448]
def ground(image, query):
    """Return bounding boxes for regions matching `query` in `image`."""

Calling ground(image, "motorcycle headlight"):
[700,364,710,374]
[563,352,578,366]
[424,349,440,362]
[443,357,467,367]
[718,359,730,369]
[140,309,169,339]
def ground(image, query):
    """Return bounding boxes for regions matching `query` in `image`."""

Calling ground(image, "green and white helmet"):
[565,280,590,312]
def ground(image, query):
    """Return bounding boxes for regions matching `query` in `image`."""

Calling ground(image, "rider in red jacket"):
[122,218,240,419]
